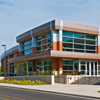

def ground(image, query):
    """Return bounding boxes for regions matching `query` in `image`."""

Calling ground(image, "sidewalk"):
[0,83,100,99]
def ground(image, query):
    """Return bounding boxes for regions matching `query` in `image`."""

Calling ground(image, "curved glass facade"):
[35,33,51,53]
[21,40,32,55]
[62,31,97,53]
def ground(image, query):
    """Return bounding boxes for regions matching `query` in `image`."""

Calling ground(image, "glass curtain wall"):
[36,60,51,73]
[62,31,97,53]
[35,33,51,53]
[98,61,100,75]
[62,60,79,73]
[21,40,32,55]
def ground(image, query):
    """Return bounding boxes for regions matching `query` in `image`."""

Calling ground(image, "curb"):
[0,85,100,99]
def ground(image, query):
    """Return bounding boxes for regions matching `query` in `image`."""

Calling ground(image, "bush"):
[0,78,46,85]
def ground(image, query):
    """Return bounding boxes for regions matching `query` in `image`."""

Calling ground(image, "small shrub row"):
[0,78,46,85]
[97,91,100,93]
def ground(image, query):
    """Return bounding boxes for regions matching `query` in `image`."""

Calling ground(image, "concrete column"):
[89,61,91,76]
[85,61,87,75]
[31,30,36,54]
[79,60,81,72]
[51,31,58,50]
[97,61,98,75]
[27,62,28,76]
[93,62,95,75]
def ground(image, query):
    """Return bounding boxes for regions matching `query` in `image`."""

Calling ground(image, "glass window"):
[36,41,41,46]
[74,33,85,38]
[22,40,32,46]
[23,49,32,55]
[86,51,95,53]
[36,36,41,41]
[22,44,32,51]
[47,38,51,43]
[63,37,73,42]
[86,40,96,45]
[74,39,84,44]
[63,48,73,51]
[74,50,84,52]
[81,65,85,70]
[86,45,95,50]
[28,62,32,72]
[35,33,51,52]
[63,32,73,37]
[86,35,96,40]
[63,61,73,65]
[74,44,84,49]
[36,46,41,51]
[80,60,86,64]
[42,39,47,44]
[63,65,73,70]
[63,43,73,48]
[42,45,47,50]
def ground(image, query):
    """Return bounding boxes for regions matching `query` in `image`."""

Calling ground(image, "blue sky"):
[0,0,100,65]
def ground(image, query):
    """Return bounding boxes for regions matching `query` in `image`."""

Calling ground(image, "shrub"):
[0,78,46,85]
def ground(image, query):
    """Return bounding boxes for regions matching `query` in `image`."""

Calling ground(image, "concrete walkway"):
[0,83,100,99]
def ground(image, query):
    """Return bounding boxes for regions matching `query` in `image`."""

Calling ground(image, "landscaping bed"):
[98,91,100,93]
[0,78,46,85]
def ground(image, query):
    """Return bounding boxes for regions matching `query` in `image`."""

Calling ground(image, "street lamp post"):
[2,45,6,79]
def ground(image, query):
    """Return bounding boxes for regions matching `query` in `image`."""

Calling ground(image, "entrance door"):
[87,61,97,75]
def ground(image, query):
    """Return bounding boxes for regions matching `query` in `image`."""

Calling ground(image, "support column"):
[27,62,28,76]
[51,58,57,75]
[31,30,36,54]
[51,31,58,50]
[19,43,22,56]
[57,21,63,51]
[79,60,81,72]
[93,62,95,75]
[89,61,91,76]
[97,28,100,54]
[85,61,87,75]
[32,61,36,72]
[97,61,98,75]
[58,58,63,74]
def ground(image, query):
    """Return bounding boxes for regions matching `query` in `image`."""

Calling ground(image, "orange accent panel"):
[32,47,35,54]
[57,42,62,51]
[51,42,57,50]
[32,61,36,71]
[51,58,58,71]
[97,46,100,54]
[19,51,22,56]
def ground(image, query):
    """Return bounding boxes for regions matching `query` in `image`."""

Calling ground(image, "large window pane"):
[36,46,41,51]
[74,39,84,44]
[63,48,73,51]
[63,37,73,42]
[63,61,73,65]
[63,43,73,48]
[86,35,96,40]
[23,49,32,55]
[86,51,95,53]
[42,45,47,50]
[86,40,95,45]
[86,45,95,50]
[22,44,32,51]
[36,36,41,41]
[74,50,84,52]
[22,40,32,46]
[74,33,85,38]
[63,32,73,37]
[42,39,47,44]
[74,44,84,49]
[36,41,41,46]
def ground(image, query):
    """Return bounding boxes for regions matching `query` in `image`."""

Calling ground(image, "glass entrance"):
[86,61,97,75]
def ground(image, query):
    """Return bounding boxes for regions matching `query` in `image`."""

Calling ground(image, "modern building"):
[1,20,100,76]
